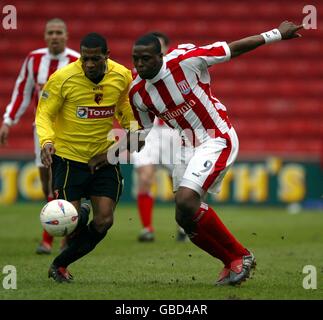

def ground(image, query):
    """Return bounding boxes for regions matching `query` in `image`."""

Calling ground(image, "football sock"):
[41,196,55,245]
[53,221,107,268]
[188,204,235,265]
[76,205,91,232]
[189,203,249,265]
[42,230,54,246]
[137,193,154,232]
[60,204,91,251]
[189,227,235,266]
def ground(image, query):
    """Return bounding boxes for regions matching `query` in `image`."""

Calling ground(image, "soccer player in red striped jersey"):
[129,21,303,285]
[0,18,79,255]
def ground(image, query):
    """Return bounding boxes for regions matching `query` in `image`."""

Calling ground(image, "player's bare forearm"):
[229,21,303,58]
[229,35,265,58]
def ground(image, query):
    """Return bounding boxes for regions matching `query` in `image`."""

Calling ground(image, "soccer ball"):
[40,199,79,237]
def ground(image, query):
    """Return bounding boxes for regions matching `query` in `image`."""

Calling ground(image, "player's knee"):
[138,179,152,193]
[138,173,154,191]
[94,213,114,233]
[175,190,200,231]
[102,215,114,229]
[137,166,155,192]
[175,210,186,227]
[175,191,199,215]
[175,209,195,233]
[175,199,195,229]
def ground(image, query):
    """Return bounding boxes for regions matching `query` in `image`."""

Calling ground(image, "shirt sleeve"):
[3,55,35,126]
[181,41,231,68]
[35,73,65,147]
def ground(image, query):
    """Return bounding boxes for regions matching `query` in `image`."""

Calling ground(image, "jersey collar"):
[48,48,67,60]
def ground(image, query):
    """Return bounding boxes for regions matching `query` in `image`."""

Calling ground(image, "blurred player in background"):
[129,21,303,285]
[0,18,79,255]
[132,32,186,242]
[36,33,140,283]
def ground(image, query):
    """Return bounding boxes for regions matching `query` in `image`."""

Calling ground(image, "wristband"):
[3,119,13,127]
[261,28,282,44]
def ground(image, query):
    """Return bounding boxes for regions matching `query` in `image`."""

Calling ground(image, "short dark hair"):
[149,31,170,47]
[134,34,161,54]
[80,33,107,54]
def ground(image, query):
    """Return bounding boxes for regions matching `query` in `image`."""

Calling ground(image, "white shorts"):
[132,125,181,173]
[33,126,44,167]
[172,127,239,196]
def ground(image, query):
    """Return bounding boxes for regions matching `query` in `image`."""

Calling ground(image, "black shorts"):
[51,154,123,202]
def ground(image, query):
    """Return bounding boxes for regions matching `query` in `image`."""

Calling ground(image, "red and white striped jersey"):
[3,47,79,126]
[129,42,233,146]
[132,67,166,128]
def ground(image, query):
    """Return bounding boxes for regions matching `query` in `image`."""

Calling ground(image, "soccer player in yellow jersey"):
[36,33,138,282]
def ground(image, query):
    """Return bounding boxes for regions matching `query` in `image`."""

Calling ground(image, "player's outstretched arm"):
[229,21,303,58]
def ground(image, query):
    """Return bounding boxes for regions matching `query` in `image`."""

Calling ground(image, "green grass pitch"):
[0,202,322,300]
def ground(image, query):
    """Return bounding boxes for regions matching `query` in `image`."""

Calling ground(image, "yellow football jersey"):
[36,58,139,163]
